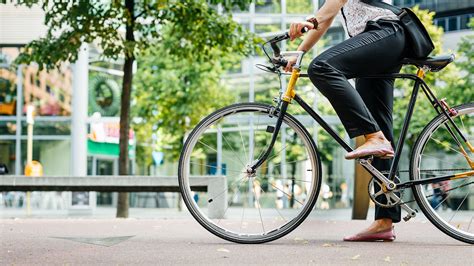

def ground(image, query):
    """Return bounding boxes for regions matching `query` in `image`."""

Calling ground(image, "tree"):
[10,0,254,217]
[393,7,473,148]
[132,25,248,167]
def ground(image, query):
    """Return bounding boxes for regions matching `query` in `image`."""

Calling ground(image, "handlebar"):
[264,27,308,69]
[268,27,308,57]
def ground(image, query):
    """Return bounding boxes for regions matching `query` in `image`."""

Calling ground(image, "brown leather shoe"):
[345,143,394,160]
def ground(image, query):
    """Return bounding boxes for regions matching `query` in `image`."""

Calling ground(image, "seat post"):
[416,66,430,79]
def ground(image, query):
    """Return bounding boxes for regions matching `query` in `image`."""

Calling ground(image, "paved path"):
[1,218,472,265]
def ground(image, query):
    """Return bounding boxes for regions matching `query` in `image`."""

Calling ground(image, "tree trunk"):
[116,0,135,218]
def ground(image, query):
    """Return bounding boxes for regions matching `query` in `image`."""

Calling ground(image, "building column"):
[71,43,89,177]
[70,43,95,212]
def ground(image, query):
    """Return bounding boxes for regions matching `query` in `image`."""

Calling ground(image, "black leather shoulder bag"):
[361,0,435,58]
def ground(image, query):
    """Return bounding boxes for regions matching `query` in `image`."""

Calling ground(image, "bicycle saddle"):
[401,54,455,72]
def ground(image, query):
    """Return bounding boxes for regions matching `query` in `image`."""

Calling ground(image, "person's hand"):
[284,56,298,72]
[289,21,313,41]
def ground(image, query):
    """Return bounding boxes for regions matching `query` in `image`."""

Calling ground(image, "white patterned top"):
[342,0,398,37]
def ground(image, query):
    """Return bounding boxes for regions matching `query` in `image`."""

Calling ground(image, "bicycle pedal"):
[266,126,275,133]
[402,209,418,222]
[357,155,374,163]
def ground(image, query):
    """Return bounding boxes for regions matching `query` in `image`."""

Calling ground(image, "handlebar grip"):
[301,27,309,33]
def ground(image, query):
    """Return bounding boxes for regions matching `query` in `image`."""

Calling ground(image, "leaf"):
[384,256,391,262]
[351,255,360,260]
[217,248,230,253]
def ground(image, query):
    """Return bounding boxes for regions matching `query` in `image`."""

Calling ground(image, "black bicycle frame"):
[251,71,470,189]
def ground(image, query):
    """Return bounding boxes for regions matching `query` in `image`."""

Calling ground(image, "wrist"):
[305,16,319,30]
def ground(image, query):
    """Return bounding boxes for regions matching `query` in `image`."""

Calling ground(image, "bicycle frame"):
[249,67,474,194]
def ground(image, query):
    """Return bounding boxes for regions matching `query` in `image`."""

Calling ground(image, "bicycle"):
[178,29,473,244]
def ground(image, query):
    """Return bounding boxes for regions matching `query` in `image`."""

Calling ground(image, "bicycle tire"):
[410,102,474,244]
[178,102,322,244]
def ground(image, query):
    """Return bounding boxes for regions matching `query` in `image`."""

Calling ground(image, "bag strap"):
[360,0,404,16]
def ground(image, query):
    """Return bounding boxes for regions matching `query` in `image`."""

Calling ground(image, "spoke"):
[421,153,462,168]
[400,180,474,205]
[448,190,470,223]
[240,193,246,232]
[187,172,242,187]
[189,161,244,174]
[458,114,469,140]
[468,216,473,232]
[260,175,313,183]
[216,177,247,225]
[208,176,246,203]
[251,112,262,163]
[236,120,249,163]
[266,143,290,163]
[197,140,246,167]
[432,179,469,210]
[252,179,266,234]
[269,182,304,206]
[431,137,466,157]
[271,158,309,169]
[221,133,247,168]
[254,177,288,222]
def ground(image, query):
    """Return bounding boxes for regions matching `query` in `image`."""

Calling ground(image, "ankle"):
[375,218,393,229]
[364,131,388,142]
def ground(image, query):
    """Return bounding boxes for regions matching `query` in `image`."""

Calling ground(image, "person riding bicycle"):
[286,0,409,241]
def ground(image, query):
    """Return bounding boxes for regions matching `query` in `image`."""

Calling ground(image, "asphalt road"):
[1,218,472,265]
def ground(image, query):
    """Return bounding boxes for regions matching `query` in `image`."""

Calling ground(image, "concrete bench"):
[0,175,227,218]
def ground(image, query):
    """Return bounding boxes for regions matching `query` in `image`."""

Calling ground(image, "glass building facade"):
[393,0,474,32]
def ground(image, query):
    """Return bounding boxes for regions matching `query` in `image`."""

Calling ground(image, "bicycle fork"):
[250,68,301,172]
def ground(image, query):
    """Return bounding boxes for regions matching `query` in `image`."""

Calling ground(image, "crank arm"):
[387,192,418,222]
[399,201,418,221]
[358,158,397,191]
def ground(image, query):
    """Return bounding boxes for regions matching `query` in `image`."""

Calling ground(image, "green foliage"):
[456,18,474,94]
[393,7,473,147]
[10,0,255,69]
[286,0,313,14]
[8,0,258,167]
[132,25,242,164]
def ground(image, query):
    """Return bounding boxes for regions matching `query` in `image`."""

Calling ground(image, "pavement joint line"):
[49,235,135,247]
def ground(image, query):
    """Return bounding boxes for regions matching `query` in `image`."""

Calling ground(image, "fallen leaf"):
[351,255,360,260]
[322,243,334,247]
[384,256,391,262]
[294,237,305,242]
[217,248,230,253]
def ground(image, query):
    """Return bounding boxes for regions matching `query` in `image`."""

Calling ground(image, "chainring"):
[368,177,404,208]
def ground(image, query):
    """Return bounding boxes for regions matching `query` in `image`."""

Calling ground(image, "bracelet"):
[306,17,319,30]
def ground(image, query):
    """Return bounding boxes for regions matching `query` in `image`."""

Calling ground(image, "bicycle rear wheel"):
[410,103,474,244]
[178,103,322,244]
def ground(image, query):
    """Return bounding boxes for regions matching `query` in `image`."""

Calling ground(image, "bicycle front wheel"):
[178,103,322,244]
[410,102,474,244]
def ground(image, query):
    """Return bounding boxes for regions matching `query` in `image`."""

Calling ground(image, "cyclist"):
[286,0,409,241]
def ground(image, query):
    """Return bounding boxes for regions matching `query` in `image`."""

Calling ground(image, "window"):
[436,18,447,32]
[460,14,471,30]
[448,16,459,32]
[435,14,473,32]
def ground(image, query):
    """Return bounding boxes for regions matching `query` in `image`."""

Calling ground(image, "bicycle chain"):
[372,169,473,207]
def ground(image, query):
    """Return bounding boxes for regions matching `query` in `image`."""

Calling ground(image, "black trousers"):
[308,20,407,223]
